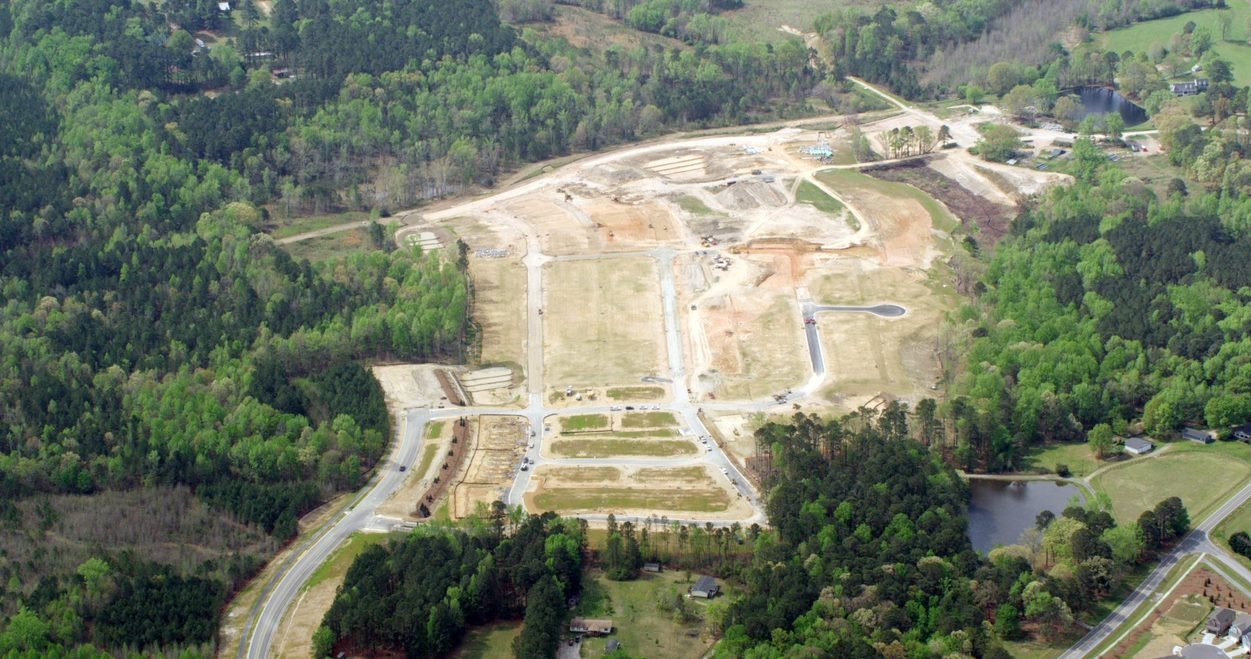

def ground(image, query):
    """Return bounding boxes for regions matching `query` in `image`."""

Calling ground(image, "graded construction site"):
[247,98,1076,659]
[403,107,1068,525]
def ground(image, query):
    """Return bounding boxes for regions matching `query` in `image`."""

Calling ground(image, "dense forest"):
[714,409,1189,656]
[945,122,1251,471]
[317,512,587,658]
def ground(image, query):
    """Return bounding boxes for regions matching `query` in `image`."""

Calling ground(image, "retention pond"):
[967,478,1084,553]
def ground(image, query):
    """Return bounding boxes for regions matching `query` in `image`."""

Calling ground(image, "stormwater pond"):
[966,478,1085,554]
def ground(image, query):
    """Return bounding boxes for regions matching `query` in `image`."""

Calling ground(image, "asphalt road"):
[239,407,436,659]
[798,300,908,391]
[1060,479,1251,658]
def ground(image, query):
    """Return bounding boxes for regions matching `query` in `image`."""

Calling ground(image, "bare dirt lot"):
[698,291,808,400]
[808,261,952,409]
[372,364,456,410]
[450,415,526,518]
[582,198,682,250]
[468,250,526,371]
[544,257,666,389]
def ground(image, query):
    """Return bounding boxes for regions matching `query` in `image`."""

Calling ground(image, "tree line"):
[317,511,586,658]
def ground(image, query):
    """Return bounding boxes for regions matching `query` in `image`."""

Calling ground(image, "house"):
[1208,607,1235,635]
[689,575,719,599]
[642,562,662,573]
[1124,436,1155,456]
[1183,428,1215,444]
[218,2,231,11]
[569,618,613,637]
[1171,79,1209,96]
[1231,613,1251,639]
[1233,424,1251,441]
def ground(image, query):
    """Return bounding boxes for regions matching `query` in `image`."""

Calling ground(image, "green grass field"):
[1022,442,1100,477]
[548,438,696,458]
[1100,2,1251,87]
[796,180,846,215]
[416,443,441,479]
[453,621,522,658]
[606,385,667,400]
[575,570,721,659]
[562,413,610,432]
[268,210,369,239]
[1092,442,1251,524]
[532,488,731,513]
[816,168,960,233]
[620,411,678,429]
[675,195,718,216]
[304,532,395,591]
[1213,496,1251,572]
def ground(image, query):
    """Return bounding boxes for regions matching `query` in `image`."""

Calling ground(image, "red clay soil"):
[1107,567,1249,658]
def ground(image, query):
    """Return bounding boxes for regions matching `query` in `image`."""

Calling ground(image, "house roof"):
[570,618,613,634]
[1234,612,1251,630]
[1184,428,1214,441]
[1171,79,1209,90]
[692,575,718,592]
[1125,436,1154,451]
[607,639,622,651]
[1213,608,1237,624]
[1233,423,1251,436]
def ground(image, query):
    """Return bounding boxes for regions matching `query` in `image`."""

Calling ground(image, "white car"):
[721,467,729,475]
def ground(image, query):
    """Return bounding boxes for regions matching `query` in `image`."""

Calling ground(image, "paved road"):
[1061,480,1251,658]
[240,407,437,659]
[797,301,908,394]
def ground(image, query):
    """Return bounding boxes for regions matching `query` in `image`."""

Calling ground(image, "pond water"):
[1075,86,1148,126]
[966,478,1084,553]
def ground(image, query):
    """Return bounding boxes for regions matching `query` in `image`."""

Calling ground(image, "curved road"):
[1061,480,1251,658]
[798,301,907,390]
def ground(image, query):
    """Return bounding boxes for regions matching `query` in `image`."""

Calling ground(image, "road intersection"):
[1060,481,1251,657]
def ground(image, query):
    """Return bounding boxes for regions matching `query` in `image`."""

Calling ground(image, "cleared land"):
[543,257,665,388]
[1100,4,1251,87]
[546,437,697,458]
[451,415,526,518]
[1213,495,1251,572]
[562,413,610,432]
[268,210,369,239]
[575,570,723,659]
[817,169,958,268]
[1092,443,1251,524]
[281,227,373,262]
[621,411,677,428]
[808,262,953,406]
[699,292,809,400]
[606,385,666,400]
[1022,442,1100,477]
[525,464,750,519]
[795,179,846,215]
[469,250,527,369]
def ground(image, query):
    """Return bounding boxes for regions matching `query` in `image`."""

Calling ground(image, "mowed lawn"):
[1214,495,1251,571]
[453,621,521,659]
[1092,443,1251,524]
[1022,442,1099,477]
[575,570,722,659]
[1100,1,1251,87]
